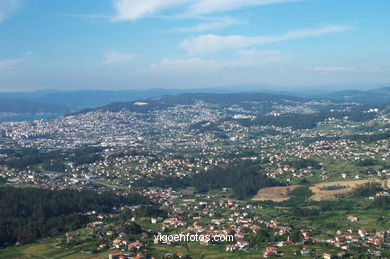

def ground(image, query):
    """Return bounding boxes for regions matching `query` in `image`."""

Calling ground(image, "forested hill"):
[88,87,390,114]
[77,92,308,114]
[0,99,69,114]
[0,187,150,247]
[324,87,390,103]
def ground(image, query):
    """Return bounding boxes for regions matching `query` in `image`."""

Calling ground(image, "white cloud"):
[149,57,244,71]
[112,0,191,21]
[103,52,133,64]
[174,17,245,33]
[185,0,299,17]
[112,0,299,21]
[0,0,21,23]
[0,58,23,70]
[238,49,282,59]
[307,66,355,72]
[148,50,285,72]
[180,25,352,55]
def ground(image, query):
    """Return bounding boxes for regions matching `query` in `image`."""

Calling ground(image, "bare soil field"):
[309,179,378,201]
[252,185,302,202]
[253,178,389,202]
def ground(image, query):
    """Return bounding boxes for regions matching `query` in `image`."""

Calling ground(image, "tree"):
[124,222,142,235]
[291,230,304,243]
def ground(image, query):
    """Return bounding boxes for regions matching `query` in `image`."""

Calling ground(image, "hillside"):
[0,99,69,114]
[326,87,390,103]
[88,92,307,113]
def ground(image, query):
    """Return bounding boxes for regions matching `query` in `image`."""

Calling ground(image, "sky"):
[0,0,390,91]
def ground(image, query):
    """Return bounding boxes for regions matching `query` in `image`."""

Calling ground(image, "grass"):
[0,242,120,259]
[152,243,265,259]
[179,187,196,196]
[1,194,388,259]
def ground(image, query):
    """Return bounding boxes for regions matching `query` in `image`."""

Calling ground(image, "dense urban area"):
[0,91,389,259]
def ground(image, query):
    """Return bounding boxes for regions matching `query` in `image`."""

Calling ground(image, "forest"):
[0,187,150,247]
[133,160,280,199]
[0,146,105,170]
[288,159,321,170]
[190,161,280,199]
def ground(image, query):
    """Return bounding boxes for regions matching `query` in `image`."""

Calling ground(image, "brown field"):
[253,178,389,202]
[309,179,379,201]
[252,185,302,202]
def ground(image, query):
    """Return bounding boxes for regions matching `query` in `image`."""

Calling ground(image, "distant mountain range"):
[0,88,296,115]
[323,87,390,103]
[81,87,390,114]
[0,86,389,117]
[0,99,69,114]
[0,89,180,110]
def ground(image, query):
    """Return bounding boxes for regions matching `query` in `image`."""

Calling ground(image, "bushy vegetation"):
[319,185,347,191]
[291,207,320,217]
[133,175,188,189]
[133,161,281,199]
[190,161,281,199]
[0,146,105,170]
[0,148,65,170]
[370,196,390,209]
[278,186,314,207]
[288,159,321,170]
[315,200,354,212]
[352,182,383,197]
[0,187,150,247]
[356,159,377,167]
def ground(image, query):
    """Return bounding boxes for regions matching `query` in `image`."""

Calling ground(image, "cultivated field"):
[253,178,389,202]
[308,179,378,201]
[252,185,302,202]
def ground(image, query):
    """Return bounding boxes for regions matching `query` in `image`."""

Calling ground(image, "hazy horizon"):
[0,82,389,94]
[1,0,390,91]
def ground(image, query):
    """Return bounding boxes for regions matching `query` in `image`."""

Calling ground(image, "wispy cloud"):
[103,52,134,64]
[180,25,352,55]
[0,58,24,70]
[112,0,190,22]
[148,57,241,71]
[305,66,355,72]
[0,0,21,23]
[173,17,246,33]
[184,0,300,17]
[112,0,300,21]
[147,50,285,72]
[60,14,110,20]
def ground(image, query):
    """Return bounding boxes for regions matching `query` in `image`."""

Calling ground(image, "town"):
[0,93,389,258]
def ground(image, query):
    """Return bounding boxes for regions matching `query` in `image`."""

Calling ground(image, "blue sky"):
[0,0,389,91]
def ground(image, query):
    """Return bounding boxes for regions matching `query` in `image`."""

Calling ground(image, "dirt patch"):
[309,179,382,201]
[252,185,302,202]
[253,178,389,202]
